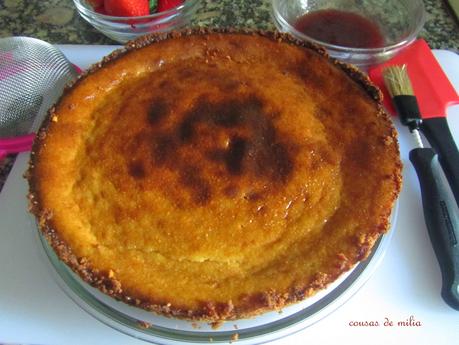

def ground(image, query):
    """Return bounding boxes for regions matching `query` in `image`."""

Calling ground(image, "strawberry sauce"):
[293,9,385,48]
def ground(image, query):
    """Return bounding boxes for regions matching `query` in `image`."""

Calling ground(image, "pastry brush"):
[383,65,459,311]
[369,40,459,208]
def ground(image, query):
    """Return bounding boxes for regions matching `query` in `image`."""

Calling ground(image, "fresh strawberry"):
[157,0,184,12]
[104,0,150,17]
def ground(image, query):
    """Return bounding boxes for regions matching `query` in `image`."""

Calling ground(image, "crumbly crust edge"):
[26,28,402,322]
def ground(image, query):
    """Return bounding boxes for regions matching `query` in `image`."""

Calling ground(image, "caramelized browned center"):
[128,94,295,206]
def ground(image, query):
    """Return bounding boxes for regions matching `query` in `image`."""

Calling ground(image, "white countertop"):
[0,46,458,345]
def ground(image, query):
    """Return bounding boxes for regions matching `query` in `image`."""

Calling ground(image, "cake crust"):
[27,29,402,321]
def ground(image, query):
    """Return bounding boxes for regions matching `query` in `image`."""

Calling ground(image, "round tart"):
[28,30,402,321]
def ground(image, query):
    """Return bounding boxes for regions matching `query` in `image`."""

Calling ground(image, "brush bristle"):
[382,65,414,97]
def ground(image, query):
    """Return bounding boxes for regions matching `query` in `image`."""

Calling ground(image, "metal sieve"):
[0,37,78,159]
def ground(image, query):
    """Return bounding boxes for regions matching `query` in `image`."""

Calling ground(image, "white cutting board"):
[0,46,458,345]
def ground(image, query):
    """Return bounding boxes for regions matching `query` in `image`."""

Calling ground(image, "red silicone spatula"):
[369,39,459,206]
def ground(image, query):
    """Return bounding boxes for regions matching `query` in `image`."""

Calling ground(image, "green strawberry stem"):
[149,0,158,13]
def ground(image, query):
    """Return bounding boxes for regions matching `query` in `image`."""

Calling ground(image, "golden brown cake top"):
[28,30,402,321]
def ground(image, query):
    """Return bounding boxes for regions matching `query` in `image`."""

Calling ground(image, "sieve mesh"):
[0,37,77,138]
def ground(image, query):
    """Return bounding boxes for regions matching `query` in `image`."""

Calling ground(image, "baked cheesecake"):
[28,29,402,321]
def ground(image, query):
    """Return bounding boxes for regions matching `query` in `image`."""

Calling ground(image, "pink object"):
[0,51,28,81]
[0,133,35,159]
[72,63,83,74]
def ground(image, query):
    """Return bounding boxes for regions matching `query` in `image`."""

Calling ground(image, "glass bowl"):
[72,0,200,43]
[271,0,425,67]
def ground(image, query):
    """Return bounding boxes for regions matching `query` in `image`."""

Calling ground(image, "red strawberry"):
[157,0,184,12]
[105,0,150,17]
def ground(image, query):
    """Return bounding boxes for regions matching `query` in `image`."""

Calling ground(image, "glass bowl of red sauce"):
[271,0,425,67]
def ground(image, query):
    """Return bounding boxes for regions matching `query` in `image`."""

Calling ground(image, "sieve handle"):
[0,133,35,158]
[0,133,35,148]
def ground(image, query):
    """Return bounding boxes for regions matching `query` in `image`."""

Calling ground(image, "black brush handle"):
[410,148,459,310]
[421,118,459,208]
[393,95,422,129]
